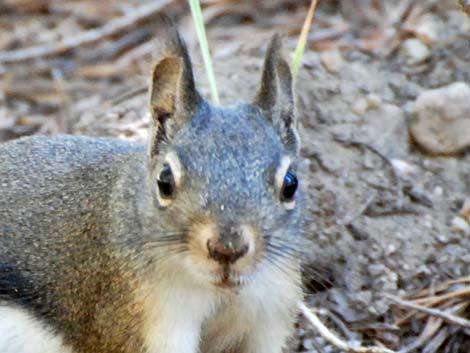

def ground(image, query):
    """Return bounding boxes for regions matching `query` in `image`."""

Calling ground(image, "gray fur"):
[254,34,298,152]
[0,22,304,353]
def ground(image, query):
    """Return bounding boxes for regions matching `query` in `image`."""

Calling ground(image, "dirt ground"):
[0,1,469,352]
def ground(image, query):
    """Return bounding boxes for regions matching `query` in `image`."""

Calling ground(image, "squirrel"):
[0,19,304,353]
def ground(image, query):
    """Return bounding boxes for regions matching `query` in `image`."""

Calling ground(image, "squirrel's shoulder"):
[1,134,144,154]
[0,134,147,195]
[0,134,145,167]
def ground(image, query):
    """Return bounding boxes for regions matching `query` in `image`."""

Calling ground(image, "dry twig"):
[0,0,172,63]
[399,317,443,353]
[385,294,470,329]
[413,288,470,306]
[299,302,398,353]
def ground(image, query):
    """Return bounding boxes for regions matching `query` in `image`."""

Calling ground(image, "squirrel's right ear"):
[149,17,200,155]
[254,35,299,153]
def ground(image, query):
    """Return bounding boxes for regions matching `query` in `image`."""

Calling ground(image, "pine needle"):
[188,0,220,104]
[292,0,319,80]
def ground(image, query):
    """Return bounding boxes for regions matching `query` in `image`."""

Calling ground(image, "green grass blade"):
[188,0,220,104]
[292,0,319,80]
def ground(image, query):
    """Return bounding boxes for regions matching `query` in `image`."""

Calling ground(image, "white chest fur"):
[144,258,301,353]
[0,305,72,353]
[0,259,300,353]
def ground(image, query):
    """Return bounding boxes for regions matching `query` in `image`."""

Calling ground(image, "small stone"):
[385,244,397,256]
[408,82,470,155]
[391,159,419,177]
[400,38,431,66]
[434,186,444,197]
[458,197,470,223]
[320,49,344,73]
[415,265,431,276]
[368,264,386,276]
[434,233,449,244]
[351,94,382,116]
[352,98,368,115]
[303,339,315,350]
[462,254,470,263]
[366,93,381,110]
[414,14,442,45]
[348,340,362,348]
[451,216,470,236]
[350,290,373,306]
[423,214,433,229]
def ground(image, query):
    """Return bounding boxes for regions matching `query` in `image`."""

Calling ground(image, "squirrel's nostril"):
[207,239,249,264]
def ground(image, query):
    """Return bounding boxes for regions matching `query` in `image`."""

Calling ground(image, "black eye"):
[281,169,298,202]
[157,164,175,198]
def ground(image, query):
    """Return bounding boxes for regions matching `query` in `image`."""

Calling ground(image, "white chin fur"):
[0,305,72,353]
[182,258,255,290]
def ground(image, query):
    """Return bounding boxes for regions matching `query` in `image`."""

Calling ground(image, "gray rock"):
[320,49,344,73]
[408,82,470,155]
[400,38,431,66]
[451,216,470,236]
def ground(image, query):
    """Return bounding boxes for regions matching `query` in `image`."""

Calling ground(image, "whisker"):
[263,244,299,262]
[301,265,335,291]
[264,238,335,291]
[263,254,298,278]
[265,241,301,258]
[266,238,301,251]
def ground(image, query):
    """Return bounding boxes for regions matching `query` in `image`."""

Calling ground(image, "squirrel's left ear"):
[254,34,299,153]
[148,16,201,157]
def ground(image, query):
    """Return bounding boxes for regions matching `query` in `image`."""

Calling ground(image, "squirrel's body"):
[0,135,148,353]
[0,21,304,353]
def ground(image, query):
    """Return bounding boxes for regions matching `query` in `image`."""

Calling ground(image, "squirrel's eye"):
[280,169,298,202]
[157,164,175,198]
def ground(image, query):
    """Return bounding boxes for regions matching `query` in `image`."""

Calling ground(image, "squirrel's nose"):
[207,235,249,265]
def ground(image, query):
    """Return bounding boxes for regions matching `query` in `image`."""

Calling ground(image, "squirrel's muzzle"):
[206,226,250,265]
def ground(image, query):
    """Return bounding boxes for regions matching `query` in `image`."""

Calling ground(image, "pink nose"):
[207,239,249,264]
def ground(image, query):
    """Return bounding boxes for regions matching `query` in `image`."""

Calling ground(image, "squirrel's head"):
[146,19,303,289]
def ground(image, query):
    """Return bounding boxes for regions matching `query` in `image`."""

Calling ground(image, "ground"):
[0,1,469,352]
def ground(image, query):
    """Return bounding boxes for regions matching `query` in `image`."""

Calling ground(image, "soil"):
[0,0,469,352]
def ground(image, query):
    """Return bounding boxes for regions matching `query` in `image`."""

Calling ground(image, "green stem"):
[188,0,220,104]
[292,0,319,80]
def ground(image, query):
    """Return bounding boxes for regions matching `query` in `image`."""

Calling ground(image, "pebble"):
[303,339,314,350]
[368,264,386,276]
[414,14,442,45]
[400,38,431,66]
[390,158,419,177]
[352,98,368,115]
[385,244,398,256]
[408,82,470,155]
[351,94,381,116]
[320,49,344,73]
[458,197,470,223]
[366,93,381,109]
[434,233,450,244]
[450,216,470,236]
[434,186,444,197]
[423,214,433,229]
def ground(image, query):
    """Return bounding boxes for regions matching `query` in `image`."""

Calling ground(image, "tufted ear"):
[148,17,201,157]
[254,34,298,152]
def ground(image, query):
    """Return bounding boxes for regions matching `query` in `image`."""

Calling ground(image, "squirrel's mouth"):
[213,265,245,289]
[215,274,240,289]
[215,278,239,289]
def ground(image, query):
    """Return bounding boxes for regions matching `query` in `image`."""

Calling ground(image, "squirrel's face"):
[152,104,303,288]
[146,23,302,289]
